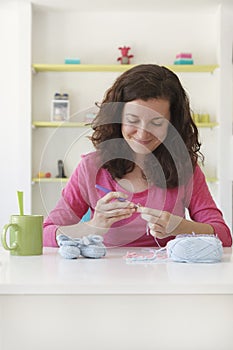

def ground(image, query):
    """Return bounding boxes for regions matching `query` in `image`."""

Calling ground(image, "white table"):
[0,246,233,350]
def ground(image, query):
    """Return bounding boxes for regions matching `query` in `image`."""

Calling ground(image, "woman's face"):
[122,98,170,154]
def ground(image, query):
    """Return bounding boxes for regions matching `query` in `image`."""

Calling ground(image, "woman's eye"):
[151,119,164,126]
[126,117,139,124]
[124,115,165,126]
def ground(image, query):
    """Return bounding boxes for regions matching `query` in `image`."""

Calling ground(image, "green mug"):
[1,215,43,256]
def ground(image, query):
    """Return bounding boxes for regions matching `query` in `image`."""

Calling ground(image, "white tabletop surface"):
[0,246,233,295]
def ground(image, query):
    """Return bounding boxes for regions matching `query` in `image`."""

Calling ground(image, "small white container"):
[51,99,70,121]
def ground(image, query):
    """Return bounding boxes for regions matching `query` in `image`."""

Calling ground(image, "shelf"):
[168,65,218,73]
[196,122,218,128]
[32,64,219,74]
[206,177,218,183]
[32,177,69,183]
[32,64,135,73]
[32,121,218,129]
[32,121,90,128]
[32,176,218,184]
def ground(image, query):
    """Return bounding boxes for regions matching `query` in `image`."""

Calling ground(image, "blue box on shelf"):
[64,58,81,64]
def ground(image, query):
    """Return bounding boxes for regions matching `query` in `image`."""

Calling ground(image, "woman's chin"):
[129,144,151,155]
[128,141,160,154]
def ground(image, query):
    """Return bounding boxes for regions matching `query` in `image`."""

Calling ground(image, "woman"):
[43,64,232,247]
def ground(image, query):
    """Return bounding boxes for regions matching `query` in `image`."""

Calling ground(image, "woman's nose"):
[136,126,151,138]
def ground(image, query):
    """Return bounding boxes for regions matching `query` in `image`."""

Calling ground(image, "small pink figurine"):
[117,46,134,64]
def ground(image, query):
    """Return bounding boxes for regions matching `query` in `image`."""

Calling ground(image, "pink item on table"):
[124,248,168,263]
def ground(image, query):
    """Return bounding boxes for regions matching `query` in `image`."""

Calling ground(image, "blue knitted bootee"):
[57,234,106,259]
[79,235,107,258]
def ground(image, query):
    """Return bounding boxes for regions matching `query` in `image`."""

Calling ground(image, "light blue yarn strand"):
[166,234,223,263]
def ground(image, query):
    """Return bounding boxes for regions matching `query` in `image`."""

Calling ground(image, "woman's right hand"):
[89,191,136,233]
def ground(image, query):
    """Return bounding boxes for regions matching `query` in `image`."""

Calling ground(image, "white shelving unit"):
[32,64,220,216]
[30,2,233,228]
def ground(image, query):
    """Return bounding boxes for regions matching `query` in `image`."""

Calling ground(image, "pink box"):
[176,53,192,59]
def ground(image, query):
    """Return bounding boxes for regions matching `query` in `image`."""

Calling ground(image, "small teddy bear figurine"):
[117,46,134,64]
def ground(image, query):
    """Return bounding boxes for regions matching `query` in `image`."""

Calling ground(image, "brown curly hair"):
[91,64,203,188]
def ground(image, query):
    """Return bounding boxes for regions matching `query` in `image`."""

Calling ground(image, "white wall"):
[217,4,233,228]
[31,9,219,118]
[32,10,218,64]
[0,1,31,229]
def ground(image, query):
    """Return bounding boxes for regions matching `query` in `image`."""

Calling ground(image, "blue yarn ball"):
[166,234,223,263]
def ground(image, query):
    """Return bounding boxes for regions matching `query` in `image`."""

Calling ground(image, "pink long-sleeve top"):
[43,151,232,247]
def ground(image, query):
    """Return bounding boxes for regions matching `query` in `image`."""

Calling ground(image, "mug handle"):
[1,223,18,251]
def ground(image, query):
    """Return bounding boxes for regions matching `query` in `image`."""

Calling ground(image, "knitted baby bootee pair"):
[57,234,106,259]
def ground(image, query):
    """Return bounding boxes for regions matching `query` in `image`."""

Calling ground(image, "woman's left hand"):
[137,206,183,239]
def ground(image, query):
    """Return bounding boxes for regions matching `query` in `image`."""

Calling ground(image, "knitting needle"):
[95,184,127,202]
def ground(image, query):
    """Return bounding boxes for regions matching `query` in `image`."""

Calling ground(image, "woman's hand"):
[137,206,215,239]
[89,191,136,233]
[137,206,183,239]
